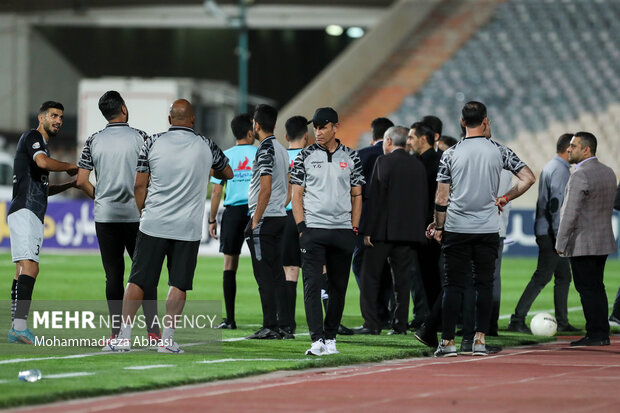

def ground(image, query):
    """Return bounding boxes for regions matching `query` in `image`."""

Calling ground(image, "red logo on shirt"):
[339,162,348,169]
[235,157,252,171]
[290,160,295,169]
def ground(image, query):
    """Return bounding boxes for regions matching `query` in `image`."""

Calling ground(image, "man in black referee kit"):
[103,99,232,353]
[77,91,160,342]
[290,107,364,356]
[8,101,78,344]
[245,104,292,340]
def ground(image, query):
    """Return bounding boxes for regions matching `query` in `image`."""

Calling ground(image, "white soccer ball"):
[530,313,557,336]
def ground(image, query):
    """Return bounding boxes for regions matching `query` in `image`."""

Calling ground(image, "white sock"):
[118,322,133,340]
[162,327,175,344]
[13,318,27,331]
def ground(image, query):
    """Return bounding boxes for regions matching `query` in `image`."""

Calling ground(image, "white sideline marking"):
[196,358,311,364]
[44,372,95,379]
[497,306,584,320]
[124,364,175,370]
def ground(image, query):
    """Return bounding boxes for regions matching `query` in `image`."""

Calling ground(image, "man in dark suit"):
[352,117,394,334]
[409,122,443,327]
[360,126,428,334]
[556,132,617,347]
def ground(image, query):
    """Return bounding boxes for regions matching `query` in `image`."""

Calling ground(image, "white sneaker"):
[158,340,184,354]
[305,339,326,356]
[102,337,131,352]
[324,339,339,355]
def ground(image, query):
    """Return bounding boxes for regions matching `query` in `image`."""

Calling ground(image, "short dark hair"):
[413,122,436,147]
[556,133,573,153]
[439,135,458,148]
[461,101,487,128]
[422,115,442,137]
[285,116,308,141]
[253,104,278,133]
[230,113,253,140]
[98,91,125,121]
[574,131,597,155]
[39,101,64,115]
[370,117,394,141]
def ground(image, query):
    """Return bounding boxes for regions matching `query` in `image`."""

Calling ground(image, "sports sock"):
[285,280,297,329]
[223,270,236,322]
[118,322,133,340]
[10,278,17,323]
[162,327,175,344]
[14,274,36,329]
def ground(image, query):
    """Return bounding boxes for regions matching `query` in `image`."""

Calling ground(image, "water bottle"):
[18,369,42,383]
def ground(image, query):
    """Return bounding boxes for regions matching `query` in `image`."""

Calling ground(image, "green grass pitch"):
[0,253,618,408]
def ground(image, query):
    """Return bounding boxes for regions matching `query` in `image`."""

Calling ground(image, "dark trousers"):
[361,241,415,331]
[245,216,290,330]
[301,228,356,342]
[612,286,620,319]
[352,238,393,324]
[415,239,441,319]
[441,232,499,340]
[462,238,504,338]
[95,222,158,334]
[570,255,610,339]
[511,235,572,326]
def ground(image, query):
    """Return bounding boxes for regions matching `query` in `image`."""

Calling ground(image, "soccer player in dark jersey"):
[8,101,78,344]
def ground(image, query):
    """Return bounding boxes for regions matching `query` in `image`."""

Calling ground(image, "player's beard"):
[253,129,260,141]
[44,123,60,137]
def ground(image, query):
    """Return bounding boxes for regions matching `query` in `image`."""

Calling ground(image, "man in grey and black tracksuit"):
[245,104,292,340]
[77,91,160,341]
[290,107,364,356]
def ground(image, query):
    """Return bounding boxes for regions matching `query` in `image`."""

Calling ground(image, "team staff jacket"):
[289,140,364,229]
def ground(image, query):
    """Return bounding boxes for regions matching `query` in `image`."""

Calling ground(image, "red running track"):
[11,336,620,413]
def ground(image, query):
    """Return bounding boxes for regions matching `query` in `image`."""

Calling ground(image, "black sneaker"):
[434,340,457,357]
[609,316,620,327]
[215,319,237,329]
[246,327,282,340]
[570,336,610,347]
[557,323,579,333]
[337,324,354,335]
[506,320,531,334]
[408,318,425,330]
[414,324,439,348]
[279,327,295,339]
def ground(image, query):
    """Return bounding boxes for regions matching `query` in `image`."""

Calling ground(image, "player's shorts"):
[8,209,44,263]
[128,230,200,291]
[220,204,250,255]
[281,210,301,267]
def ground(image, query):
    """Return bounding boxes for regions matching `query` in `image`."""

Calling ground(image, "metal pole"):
[238,0,248,114]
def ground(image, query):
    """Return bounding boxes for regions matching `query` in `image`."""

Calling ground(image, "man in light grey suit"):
[556,131,617,347]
